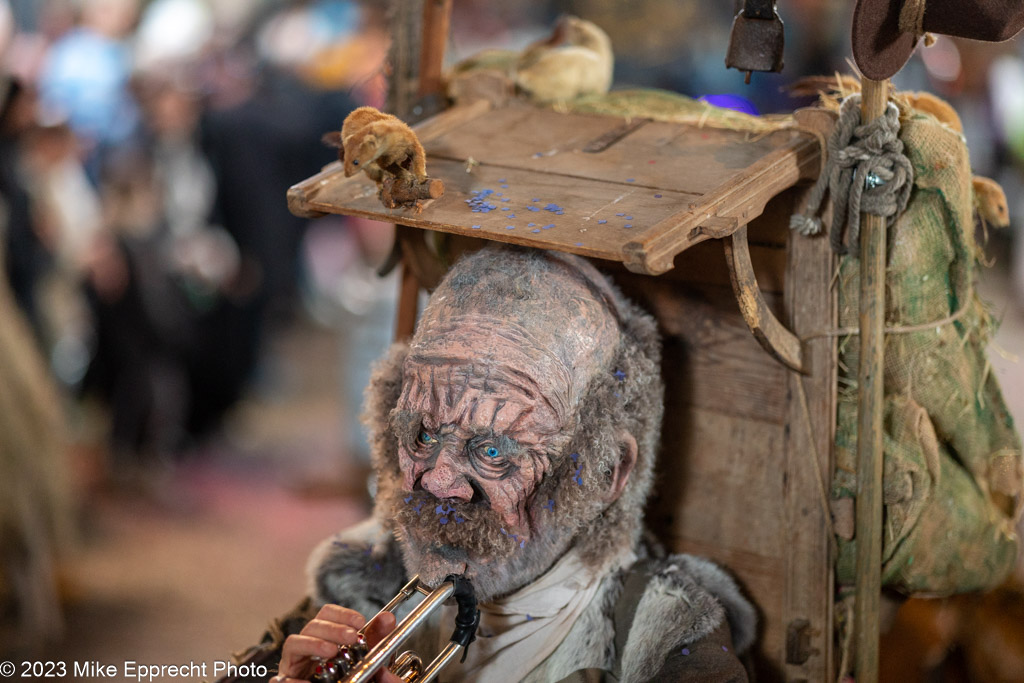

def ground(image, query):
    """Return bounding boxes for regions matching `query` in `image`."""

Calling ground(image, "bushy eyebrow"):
[389,409,423,443]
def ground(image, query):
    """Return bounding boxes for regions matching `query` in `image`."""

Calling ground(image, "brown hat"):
[852,0,1024,80]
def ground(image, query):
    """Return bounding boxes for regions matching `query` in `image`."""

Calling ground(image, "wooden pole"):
[390,0,453,341]
[853,77,889,683]
[395,234,422,340]
[417,0,452,98]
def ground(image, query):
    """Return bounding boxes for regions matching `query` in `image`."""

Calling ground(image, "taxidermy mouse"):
[515,15,613,104]
[343,116,427,186]
[324,106,440,210]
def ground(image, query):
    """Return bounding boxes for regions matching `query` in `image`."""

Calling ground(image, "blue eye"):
[353,159,360,165]
[485,446,499,458]
[418,430,437,445]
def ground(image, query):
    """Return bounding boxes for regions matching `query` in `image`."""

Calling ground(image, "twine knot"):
[790,93,914,257]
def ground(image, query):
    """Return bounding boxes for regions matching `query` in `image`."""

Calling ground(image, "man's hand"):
[275,605,402,682]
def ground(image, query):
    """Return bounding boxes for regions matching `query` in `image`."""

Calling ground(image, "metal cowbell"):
[726,0,785,82]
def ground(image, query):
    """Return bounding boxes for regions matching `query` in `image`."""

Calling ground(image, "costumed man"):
[247,246,756,682]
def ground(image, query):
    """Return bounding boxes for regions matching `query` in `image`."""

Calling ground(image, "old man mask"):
[365,246,664,601]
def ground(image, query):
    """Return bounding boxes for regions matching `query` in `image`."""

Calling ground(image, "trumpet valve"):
[392,651,424,682]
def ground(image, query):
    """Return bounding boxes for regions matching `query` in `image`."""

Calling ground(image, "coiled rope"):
[790,93,914,256]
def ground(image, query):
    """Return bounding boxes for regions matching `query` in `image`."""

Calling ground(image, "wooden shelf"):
[288,100,821,276]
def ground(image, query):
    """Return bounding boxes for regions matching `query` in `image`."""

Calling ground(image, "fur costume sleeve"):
[613,553,756,683]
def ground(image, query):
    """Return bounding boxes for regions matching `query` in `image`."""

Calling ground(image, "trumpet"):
[308,575,480,683]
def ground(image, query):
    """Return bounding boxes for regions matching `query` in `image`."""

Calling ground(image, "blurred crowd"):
[1,0,1024,657]
[0,0,391,477]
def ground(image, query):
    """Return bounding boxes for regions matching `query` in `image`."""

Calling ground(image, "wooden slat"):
[649,406,786,558]
[424,107,807,195]
[292,158,702,261]
[783,180,837,680]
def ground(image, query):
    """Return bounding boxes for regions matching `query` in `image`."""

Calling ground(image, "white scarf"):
[435,549,615,682]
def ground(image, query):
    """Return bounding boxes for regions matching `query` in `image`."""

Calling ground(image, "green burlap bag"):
[831,103,1021,595]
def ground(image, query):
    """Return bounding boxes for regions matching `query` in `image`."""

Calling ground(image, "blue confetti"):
[501,184,509,189]
[531,229,540,233]
[654,194,663,198]
[471,225,481,230]
[508,214,516,218]
[502,207,510,211]
[532,198,540,202]
[626,178,635,182]
[528,206,540,212]
[439,517,448,525]
[543,224,554,229]
[614,369,626,381]
[722,646,729,652]
[500,528,508,535]
[556,211,564,215]
[526,615,534,622]
[625,216,633,220]
[528,222,536,227]
[571,453,579,462]
[544,499,555,511]
[495,193,502,197]
[498,178,506,183]
[613,392,621,397]
[575,241,583,246]
[502,198,510,202]
[616,213,625,216]
[598,219,607,224]
[624,224,633,229]
[681,648,690,656]
[404,495,413,503]
[520,539,526,548]
[413,502,424,514]
[506,225,515,230]
[455,515,464,524]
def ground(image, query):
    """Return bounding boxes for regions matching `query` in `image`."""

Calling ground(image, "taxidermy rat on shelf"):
[515,15,613,103]
[343,117,427,185]
[324,106,442,211]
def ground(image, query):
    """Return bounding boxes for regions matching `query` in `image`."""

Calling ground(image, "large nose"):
[419,445,474,502]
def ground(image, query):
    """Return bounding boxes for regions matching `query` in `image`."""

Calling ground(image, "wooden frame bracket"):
[724,225,803,372]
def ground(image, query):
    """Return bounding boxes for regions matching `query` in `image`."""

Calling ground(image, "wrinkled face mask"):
[381,255,623,600]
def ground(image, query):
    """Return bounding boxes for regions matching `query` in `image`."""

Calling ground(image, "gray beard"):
[381,483,578,602]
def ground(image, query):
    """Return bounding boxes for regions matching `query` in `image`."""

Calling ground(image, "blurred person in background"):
[36,0,141,184]
[78,0,240,481]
